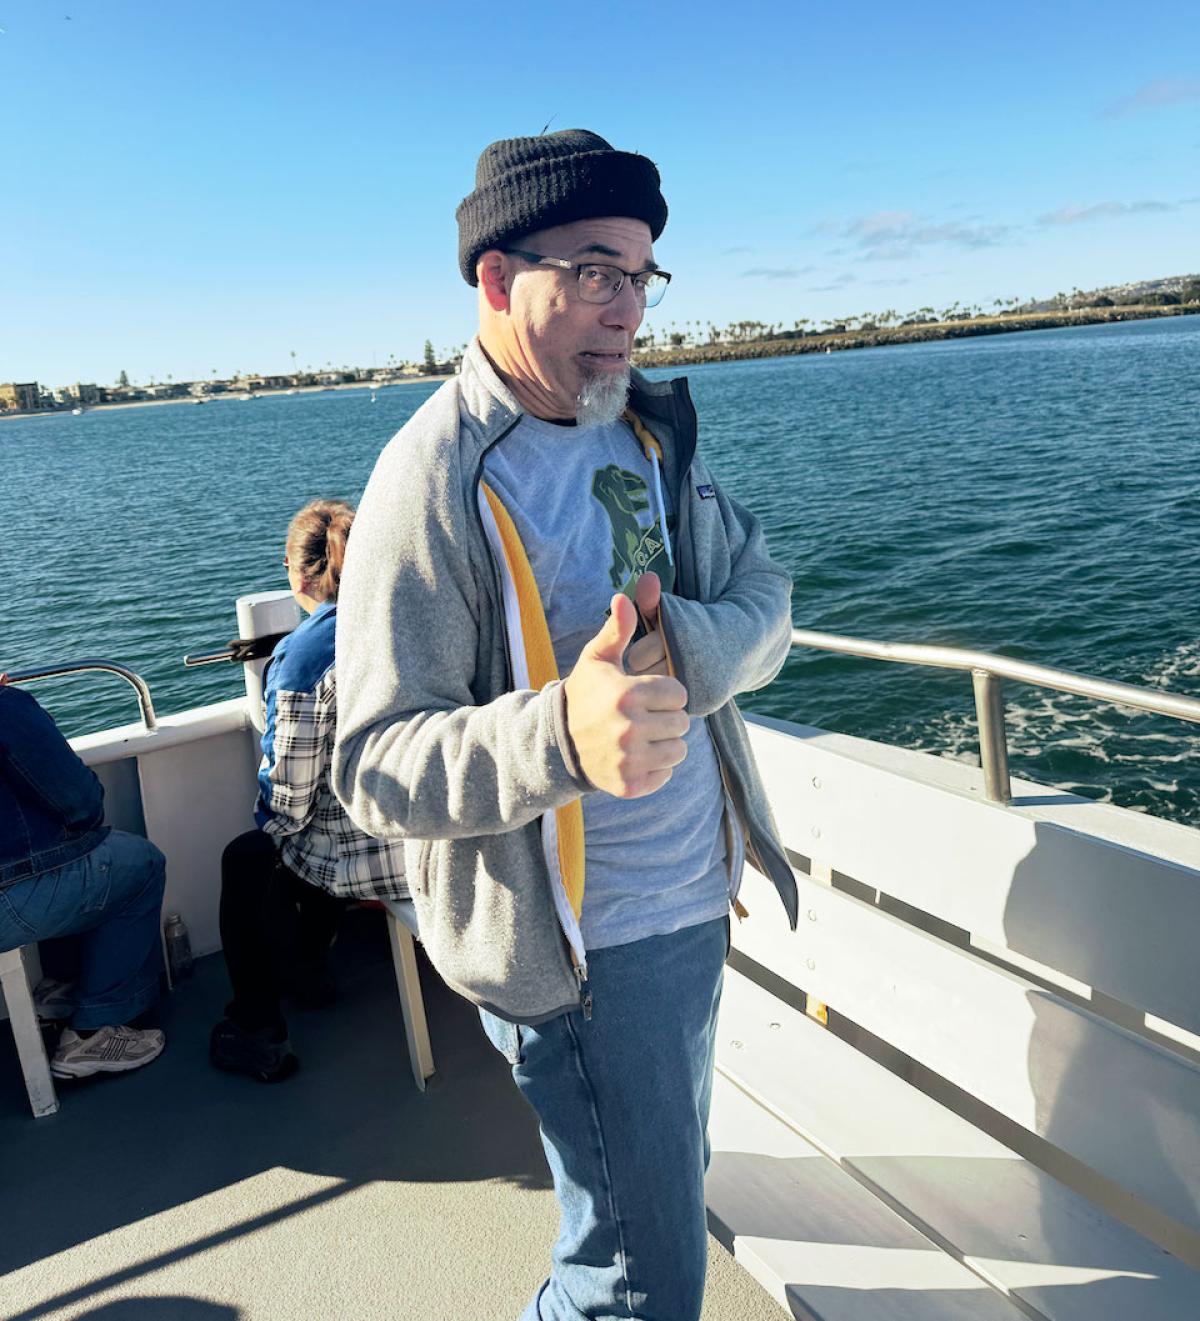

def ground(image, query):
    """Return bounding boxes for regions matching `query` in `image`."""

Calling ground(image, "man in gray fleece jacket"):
[334,129,797,1321]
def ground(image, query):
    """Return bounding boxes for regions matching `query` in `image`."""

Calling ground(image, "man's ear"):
[478,251,510,311]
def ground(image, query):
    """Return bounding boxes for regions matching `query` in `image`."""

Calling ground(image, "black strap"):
[228,632,292,663]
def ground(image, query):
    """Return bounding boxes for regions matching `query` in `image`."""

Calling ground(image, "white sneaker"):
[33,977,77,1021]
[51,1024,166,1079]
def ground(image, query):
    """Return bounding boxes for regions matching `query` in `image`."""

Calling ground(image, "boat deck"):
[1,907,787,1321]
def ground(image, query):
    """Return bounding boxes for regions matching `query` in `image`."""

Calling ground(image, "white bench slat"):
[732,864,1200,1243]
[709,1070,1029,1320]
[746,720,1200,1036]
[385,897,420,937]
[381,899,434,1092]
[0,946,58,1119]
[717,966,1200,1320]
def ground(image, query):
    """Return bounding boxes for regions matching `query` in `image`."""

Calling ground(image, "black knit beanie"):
[456,129,668,286]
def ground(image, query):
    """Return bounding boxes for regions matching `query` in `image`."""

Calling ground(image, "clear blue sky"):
[3,0,1197,387]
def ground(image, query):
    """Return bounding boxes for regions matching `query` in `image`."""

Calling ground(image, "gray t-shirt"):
[483,412,731,950]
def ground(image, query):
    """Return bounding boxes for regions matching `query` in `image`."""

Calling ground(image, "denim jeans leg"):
[72,831,167,1029]
[0,831,167,1029]
[482,916,727,1321]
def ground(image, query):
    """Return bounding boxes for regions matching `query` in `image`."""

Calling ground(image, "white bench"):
[0,945,58,1118]
[381,898,435,1092]
[705,718,1200,1320]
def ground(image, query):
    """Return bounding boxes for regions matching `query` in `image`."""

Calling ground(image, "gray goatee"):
[576,363,631,429]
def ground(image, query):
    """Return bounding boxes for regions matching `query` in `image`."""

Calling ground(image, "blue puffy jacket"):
[0,686,110,889]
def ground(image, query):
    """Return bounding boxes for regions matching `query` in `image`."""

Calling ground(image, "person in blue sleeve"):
[0,676,167,1079]
[209,498,407,1083]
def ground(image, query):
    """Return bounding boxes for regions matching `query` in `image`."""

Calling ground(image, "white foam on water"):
[890,675,1200,824]
[1143,638,1200,690]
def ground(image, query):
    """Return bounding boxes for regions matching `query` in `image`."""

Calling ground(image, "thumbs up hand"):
[563,589,690,798]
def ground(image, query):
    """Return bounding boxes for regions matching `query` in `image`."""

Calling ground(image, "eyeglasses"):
[502,249,671,308]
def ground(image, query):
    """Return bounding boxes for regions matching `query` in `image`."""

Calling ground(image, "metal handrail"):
[790,627,1200,804]
[183,648,239,667]
[4,661,157,732]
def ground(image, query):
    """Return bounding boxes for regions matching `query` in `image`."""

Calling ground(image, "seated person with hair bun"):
[210,498,408,1083]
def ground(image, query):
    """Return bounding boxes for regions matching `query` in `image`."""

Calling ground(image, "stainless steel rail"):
[4,661,157,732]
[790,627,1200,804]
[183,648,239,667]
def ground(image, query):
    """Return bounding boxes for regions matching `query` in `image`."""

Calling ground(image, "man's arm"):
[0,687,106,830]
[654,461,793,718]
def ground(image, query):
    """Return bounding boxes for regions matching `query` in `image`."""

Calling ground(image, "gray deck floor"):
[1,910,787,1320]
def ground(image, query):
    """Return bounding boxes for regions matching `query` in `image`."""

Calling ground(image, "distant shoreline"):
[3,305,1195,422]
[630,304,1199,370]
[0,374,452,422]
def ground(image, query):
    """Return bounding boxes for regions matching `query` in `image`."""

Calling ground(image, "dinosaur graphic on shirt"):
[591,464,675,598]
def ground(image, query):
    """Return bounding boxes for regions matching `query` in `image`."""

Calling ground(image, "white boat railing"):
[791,627,1200,803]
[9,630,1200,808]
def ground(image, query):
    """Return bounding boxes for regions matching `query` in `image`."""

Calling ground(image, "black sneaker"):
[209,1018,299,1084]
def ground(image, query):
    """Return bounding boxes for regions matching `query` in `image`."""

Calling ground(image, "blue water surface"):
[6,317,1198,824]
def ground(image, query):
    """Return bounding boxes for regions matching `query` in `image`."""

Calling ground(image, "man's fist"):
[564,591,689,798]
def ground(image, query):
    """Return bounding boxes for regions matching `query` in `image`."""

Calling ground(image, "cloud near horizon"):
[1037,200,1174,225]
[825,210,1012,261]
[742,265,814,279]
[1103,78,1200,117]
[806,273,857,292]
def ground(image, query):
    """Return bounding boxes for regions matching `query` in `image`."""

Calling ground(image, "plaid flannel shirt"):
[257,603,407,900]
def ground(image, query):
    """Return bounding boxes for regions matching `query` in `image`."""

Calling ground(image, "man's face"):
[504,216,653,420]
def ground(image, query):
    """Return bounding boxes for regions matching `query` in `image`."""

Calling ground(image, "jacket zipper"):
[473,418,591,1017]
[575,963,593,1020]
[662,397,756,915]
[472,421,520,692]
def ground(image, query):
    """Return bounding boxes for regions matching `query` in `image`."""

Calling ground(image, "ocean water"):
[6,316,1199,825]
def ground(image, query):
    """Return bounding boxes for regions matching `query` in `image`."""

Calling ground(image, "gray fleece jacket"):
[333,340,798,1023]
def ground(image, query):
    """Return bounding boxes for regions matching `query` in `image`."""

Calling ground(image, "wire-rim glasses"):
[502,249,671,308]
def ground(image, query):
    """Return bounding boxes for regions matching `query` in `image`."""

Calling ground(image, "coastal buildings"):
[0,382,40,412]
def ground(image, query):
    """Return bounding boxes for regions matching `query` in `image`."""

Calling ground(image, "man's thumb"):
[635,571,661,629]
[585,594,637,666]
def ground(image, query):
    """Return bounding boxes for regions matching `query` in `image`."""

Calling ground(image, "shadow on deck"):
[1,910,785,1320]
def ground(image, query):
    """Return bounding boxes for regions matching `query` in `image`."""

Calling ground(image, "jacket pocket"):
[411,838,433,898]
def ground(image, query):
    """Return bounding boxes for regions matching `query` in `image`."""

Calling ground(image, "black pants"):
[218,829,346,1033]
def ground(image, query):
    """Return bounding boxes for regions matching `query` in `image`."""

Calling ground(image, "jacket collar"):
[459,337,699,481]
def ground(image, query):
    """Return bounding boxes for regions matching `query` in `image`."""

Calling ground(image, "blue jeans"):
[0,831,166,1030]
[480,916,728,1321]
